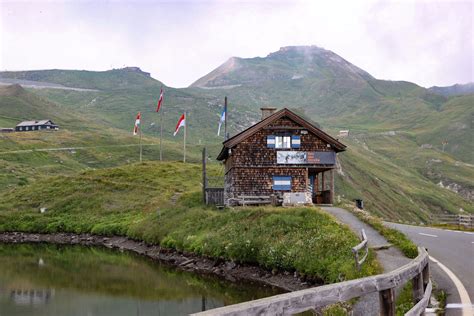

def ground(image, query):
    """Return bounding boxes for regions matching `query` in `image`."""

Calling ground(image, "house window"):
[275,136,291,149]
[268,135,301,149]
[273,176,292,190]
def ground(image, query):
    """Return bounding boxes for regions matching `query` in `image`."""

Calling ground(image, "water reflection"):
[0,244,281,316]
[10,289,54,306]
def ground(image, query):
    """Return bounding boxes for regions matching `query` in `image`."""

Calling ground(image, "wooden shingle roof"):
[217,108,346,160]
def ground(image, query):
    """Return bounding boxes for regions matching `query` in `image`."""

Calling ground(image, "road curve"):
[386,222,473,316]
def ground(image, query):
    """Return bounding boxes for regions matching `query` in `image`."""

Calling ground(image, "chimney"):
[260,107,277,120]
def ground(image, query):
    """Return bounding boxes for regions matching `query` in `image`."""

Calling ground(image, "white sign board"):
[276,151,307,164]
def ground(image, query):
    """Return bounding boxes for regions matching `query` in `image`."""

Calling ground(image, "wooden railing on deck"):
[191,247,431,316]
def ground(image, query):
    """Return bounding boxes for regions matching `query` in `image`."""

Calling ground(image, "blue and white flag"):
[217,107,226,136]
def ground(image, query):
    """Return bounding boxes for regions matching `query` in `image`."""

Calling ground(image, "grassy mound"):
[0,161,379,283]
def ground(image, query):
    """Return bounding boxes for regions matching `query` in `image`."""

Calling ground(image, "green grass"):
[395,281,415,315]
[335,134,473,222]
[347,207,418,258]
[0,161,380,284]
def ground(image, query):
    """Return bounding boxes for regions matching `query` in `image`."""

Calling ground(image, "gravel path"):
[321,206,411,316]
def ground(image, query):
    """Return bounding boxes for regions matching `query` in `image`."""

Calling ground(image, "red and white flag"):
[173,113,185,136]
[156,88,164,112]
[133,112,141,135]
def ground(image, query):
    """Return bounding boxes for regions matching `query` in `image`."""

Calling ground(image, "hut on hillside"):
[15,120,59,132]
[216,108,346,206]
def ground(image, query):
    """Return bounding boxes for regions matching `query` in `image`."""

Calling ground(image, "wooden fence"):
[205,188,224,206]
[352,229,368,271]
[191,247,431,316]
[431,214,473,229]
[202,147,225,206]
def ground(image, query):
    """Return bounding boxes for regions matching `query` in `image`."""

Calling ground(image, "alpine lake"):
[0,244,282,316]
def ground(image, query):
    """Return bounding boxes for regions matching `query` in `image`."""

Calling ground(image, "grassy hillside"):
[0,84,203,189]
[0,47,472,223]
[0,67,162,91]
[0,84,78,128]
[0,162,379,284]
[29,83,259,151]
[413,94,474,163]
[335,134,473,221]
[428,82,474,96]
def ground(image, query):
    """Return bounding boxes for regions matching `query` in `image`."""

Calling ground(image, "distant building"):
[0,128,14,133]
[15,120,59,132]
[338,130,349,137]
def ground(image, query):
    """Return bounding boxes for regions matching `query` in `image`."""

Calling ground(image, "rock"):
[226,275,236,282]
[225,261,237,270]
[180,259,195,267]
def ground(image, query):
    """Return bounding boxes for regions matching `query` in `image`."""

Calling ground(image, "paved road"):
[386,223,474,316]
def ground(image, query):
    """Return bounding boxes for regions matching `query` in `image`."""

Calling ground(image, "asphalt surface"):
[386,222,474,316]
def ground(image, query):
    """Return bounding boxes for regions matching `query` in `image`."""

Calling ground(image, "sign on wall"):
[276,151,336,164]
[277,151,307,164]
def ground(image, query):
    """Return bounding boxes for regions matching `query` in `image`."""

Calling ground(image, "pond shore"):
[0,232,311,292]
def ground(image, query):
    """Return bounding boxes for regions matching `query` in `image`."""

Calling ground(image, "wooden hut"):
[15,120,59,132]
[217,108,346,206]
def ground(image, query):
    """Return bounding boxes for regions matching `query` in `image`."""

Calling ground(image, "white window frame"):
[275,135,291,149]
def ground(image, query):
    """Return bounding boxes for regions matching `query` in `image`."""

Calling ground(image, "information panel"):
[276,151,336,164]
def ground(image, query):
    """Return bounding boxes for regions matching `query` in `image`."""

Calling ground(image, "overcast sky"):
[1,0,472,88]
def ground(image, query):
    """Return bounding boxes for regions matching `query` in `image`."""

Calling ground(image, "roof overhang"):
[216,108,346,161]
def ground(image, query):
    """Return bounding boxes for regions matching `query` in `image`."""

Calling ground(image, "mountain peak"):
[190,45,373,88]
[116,66,151,77]
[190,57,241,88]
[270,45,326,55]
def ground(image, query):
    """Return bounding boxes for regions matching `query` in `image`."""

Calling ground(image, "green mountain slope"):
[0,85,202,189]
[0,67,160,91]
[428,82,474,96]
[0,45,471,222]
[413,94,473,163]
[189,46,450,134]
[336,133,473,221]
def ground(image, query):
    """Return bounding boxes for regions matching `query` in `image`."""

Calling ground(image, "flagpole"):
[139,119,143,163]
[224,96,228,140]
[160,107,163,161]
[183,111,187,163]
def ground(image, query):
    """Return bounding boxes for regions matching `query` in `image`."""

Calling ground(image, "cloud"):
[0,0,472,88]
